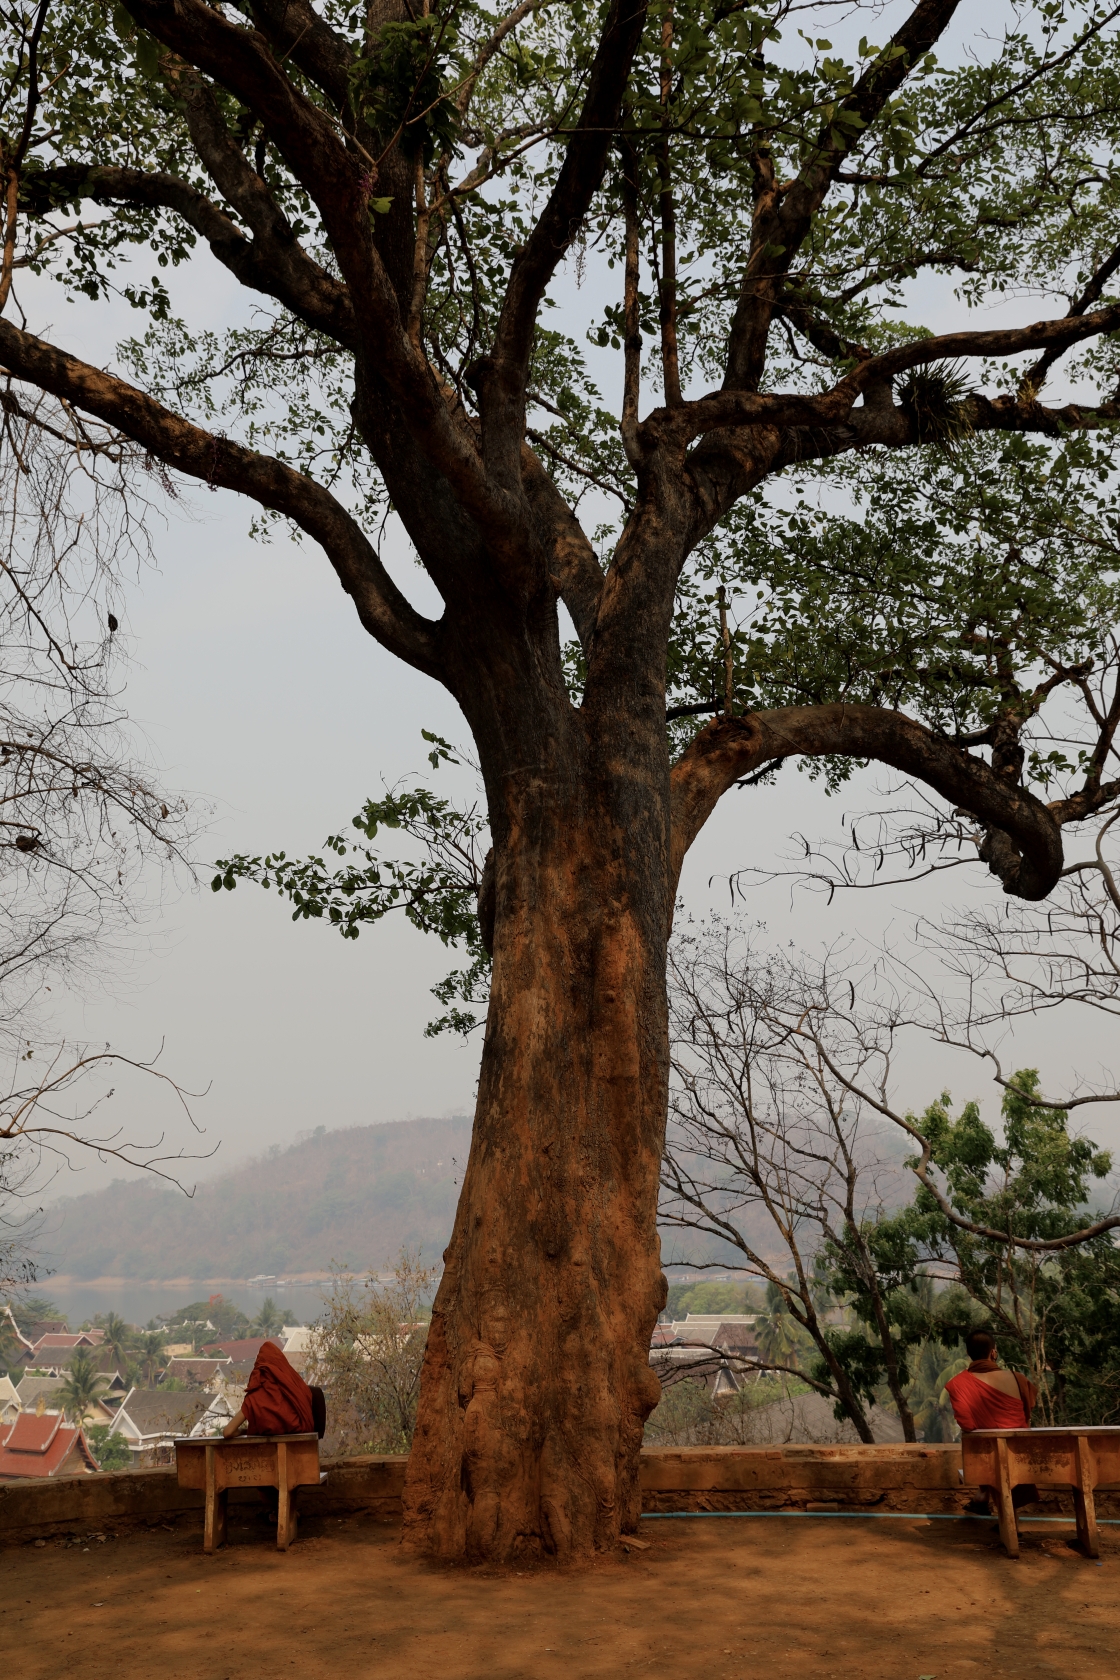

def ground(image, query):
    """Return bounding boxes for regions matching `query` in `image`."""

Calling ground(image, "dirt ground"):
[3,1507,1117,1679]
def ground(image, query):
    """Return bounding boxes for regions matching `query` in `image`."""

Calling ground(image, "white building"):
[108,1388,236,1463]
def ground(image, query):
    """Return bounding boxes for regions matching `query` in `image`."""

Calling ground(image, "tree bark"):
[402,717,670,1560]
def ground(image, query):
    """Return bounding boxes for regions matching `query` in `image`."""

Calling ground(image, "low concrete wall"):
[0,1453,407,1543]
[5,1443,1116,1542]
[641,1443,967,1513]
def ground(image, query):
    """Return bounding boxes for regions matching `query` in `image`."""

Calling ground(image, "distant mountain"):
[39,1111,922,1285]
[41,1116,472,1282]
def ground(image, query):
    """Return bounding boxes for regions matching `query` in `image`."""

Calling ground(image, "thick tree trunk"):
[401,742,670,1560]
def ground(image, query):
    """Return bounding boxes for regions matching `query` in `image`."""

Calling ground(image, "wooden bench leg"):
[993,1439,1019,1559]
[1073,1436,1100,1559]
[203,1444,228,1554]
[278,1485,300,1551]
[276,1441,296,1551]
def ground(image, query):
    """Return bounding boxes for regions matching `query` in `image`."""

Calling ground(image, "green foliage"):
[85,1421,132,1471]
[57,1350,107,1421]
[214,739,492,1037]
[350,16,460,164]
[670,433,1120,777]
[97,1311,133,1369]
[136,1329,166,1385]
[643,1372,805,1447]
[252,1296,285,1338]
[818,1073,1120,1427]
[662,1279,766,1319]
[4,1294,65,1336]
[756,1281,816,1371]
[906,1337,967,1444]
[642,1374,719,1446]
[162,1295,251,1351]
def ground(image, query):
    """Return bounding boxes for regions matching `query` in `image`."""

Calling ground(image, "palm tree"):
[253,1297,284,1337]
[756,1283,812,1373]
[1,1313,24,1380]
[58,1351,107,1422]
[908,1340,967,1443]
[138,1330,166,1386]
[100,1312,133,1370]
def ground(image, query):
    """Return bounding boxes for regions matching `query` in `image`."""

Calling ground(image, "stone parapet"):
[641,1443,968,1513]
[5,1442,1116,1542]
[0,1452,408,1543]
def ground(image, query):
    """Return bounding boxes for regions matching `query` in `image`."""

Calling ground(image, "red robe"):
[241,1339,315,1436]
[945,1368,1031,1432]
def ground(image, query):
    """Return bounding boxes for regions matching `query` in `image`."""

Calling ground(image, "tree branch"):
[481,0,648,484]
[723,0,963,392]
[519,443,604,652]
[237,0,355,112]
[126,0,527,563]
[0,317,442,678]
[646,297,1120,458]
[669,705,1064,901]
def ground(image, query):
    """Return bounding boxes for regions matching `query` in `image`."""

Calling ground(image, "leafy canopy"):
[11,2,1120,680]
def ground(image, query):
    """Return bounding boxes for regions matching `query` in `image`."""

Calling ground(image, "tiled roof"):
[0,1410,97,1477]
[111,1389,211,1443]
[30,1332,100,1352]
[222,1362,256,1383]
[201,1337,282,1363]
[26,1320,68,1341]
[666,1317,759,1349]
[15,1376,65,1409]
[163,1358,232,1383]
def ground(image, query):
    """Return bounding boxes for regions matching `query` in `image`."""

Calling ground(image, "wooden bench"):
[174,1433,324,1552]
[961,1427,1120,1558]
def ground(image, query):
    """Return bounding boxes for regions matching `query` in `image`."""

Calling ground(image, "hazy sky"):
[24,0,1120,1208]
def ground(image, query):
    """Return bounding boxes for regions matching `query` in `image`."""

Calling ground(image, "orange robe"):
[945,1370,1030,1432]
[241,1339,315,1436]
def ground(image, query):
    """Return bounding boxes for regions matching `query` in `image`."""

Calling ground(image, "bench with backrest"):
[174,1432,324,1552]
[961,1426,1120,1558]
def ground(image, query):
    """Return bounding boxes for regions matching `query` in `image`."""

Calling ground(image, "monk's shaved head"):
[965,1329,996,1361]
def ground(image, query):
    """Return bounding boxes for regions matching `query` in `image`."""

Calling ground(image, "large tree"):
[4,0,1120,1559]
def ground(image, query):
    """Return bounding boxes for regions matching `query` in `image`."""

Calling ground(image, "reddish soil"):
[4,1508,1117,1678]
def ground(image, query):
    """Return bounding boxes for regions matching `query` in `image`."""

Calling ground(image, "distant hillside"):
[39,1111,923,1285]
[41,1116,472,1282]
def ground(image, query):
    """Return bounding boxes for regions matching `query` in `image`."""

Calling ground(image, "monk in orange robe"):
[223,1339,315,1438]
[946,1329,1038,1513]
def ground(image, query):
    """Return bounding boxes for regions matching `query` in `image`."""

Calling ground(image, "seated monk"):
[946,1329,1038,1513]
[223,1339,315,1439]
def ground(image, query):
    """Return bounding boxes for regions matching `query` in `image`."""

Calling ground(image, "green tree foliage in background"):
[57,1349,109,1422]
[85,1421,133,1470]
[252,1296,285,1337]
[841,1074,1120,1425]
[162,1295,252,1352]
[661,1279,767,1320]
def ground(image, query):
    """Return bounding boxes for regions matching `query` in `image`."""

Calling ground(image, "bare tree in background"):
[918,805,1120,1039]
[306,1252,437,1456]
[660,914,1120,1439]
[661,922,926,1442]
[0,384,192,1010]
[0,388,205,1286]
